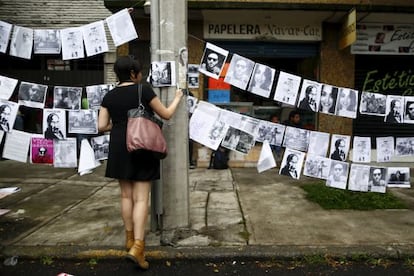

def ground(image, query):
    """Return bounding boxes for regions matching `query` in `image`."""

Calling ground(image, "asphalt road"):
[1,257,414,276]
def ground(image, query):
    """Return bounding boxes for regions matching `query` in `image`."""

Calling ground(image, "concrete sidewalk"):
[1,160,414,260]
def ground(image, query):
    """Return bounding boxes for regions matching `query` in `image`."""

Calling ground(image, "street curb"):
[2,244,414,261]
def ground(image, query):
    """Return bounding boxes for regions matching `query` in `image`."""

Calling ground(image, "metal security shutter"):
[211,41,319,59]
[354,55,414,147]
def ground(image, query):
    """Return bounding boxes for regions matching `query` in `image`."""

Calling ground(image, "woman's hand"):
[175,89,184,100]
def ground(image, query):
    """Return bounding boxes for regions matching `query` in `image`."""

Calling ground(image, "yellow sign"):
[339,9,356,50]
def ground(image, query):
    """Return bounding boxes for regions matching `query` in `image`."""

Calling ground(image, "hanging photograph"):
[1,130,31,163]
[348,163,370,192]
[254,120,285,146]
[307,130,330,157]
[53,86,82,110]
[187,95,198,114]
[33,29,61,54]
[368,166,387,193]
[86,84,114,110]
[279,148,305,180]
[0,20,13,54]
[18,82,48,109]
[282,126,310,152]
[335,88,358,119]
[188,64,200,89]
[326,160,349,190]
[106,8,138,47]
[224,54,255,90]
[384,95,404,123]
[297,79,322,112]
[68,110,98,134]
[61,27,85,60]
[386,167,410,188]
[54,138,77,168]
[273,71,301,106]
[352,136,371,163]
[247,63,275,98]
[319,84,338,115]
[303,155,331,180]
[395,137,414,156]
[221,126,255,155]
[189,101,229,151]
[359,91,387,116]
[0,75,18,100]
[9,25,33,60]
[82,20,108,57]
[43,109,66,140]
[91,134,110,161]
[150,61,176,87]
[31,137,53,165]
[403,96,414,124]
[0,100,18,133]
[199,42,229,80]
[376,136,394,162]
[329,134,350,161]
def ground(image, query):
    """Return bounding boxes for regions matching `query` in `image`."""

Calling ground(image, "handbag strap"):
[137,84,145,114]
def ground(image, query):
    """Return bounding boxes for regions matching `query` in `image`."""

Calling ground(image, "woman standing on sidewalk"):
[98,56,183,270]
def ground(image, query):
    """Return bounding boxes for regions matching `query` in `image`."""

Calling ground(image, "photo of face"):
[319,85,337,114]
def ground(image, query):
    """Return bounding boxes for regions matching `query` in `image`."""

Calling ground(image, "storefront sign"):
[361,68,414,96]
[338,8,356,50]
[351,23,414,55]
[204,23,321,41]
[208,90,230,103]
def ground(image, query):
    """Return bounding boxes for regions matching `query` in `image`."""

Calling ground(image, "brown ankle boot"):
[126,239,149,270]
[125,230,134,251]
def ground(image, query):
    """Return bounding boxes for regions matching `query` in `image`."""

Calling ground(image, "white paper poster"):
[2,130,31,162]
[82,20,108,57]
[106,8,138,47]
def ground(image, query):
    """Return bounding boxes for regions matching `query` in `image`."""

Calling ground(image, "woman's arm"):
[98,106,112,132]
[149,89,183,120]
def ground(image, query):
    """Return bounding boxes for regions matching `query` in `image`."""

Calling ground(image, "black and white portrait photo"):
[279,148,305,180]
[303,155,331,180]
[150,61,176,87]
[282,126,310,152]
[319,84,338,115]
[9,25,33,60]
[18,82,48,108]
[105,8,138,47]
[403,97,414,124]
[43,109,66,140]
[91,134,110,161]
[0,100,18,133]
[68,110,98,134]
[187,95,197,114]
[326,160,349,190]
[329,135,350,161]
[384,95,404,124]
[0,20,12,54]
[335,88,358,119]
[33,29,61,54]
[61,27,85,60]
[348,164,370,192]
[82,20,108,57]
[53,86,82,110]
[359,91,386,116]
[307,130,330,157]
[0,75,19,100]
[54,138,77,168]
[273,71,302,106]
[376,136,394,162]
[352,136,371,163]
[368,167,387,193]
[395,137,414,156]
[86,84,114,110]
[199,42,228,80]
[297,79,322,112]
[387,167,410,188]
[247,63,275,98]
[224,54,255,90]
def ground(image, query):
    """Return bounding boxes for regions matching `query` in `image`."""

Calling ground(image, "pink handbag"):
[126,85,167,159]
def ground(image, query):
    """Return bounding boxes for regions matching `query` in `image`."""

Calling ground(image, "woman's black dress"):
[101,84,160,181]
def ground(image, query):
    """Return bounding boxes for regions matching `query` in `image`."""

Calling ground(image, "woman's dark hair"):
[113,56,142,82]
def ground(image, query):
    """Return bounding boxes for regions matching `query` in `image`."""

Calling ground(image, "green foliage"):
[301,182,407,210]
[40,256,54,265]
